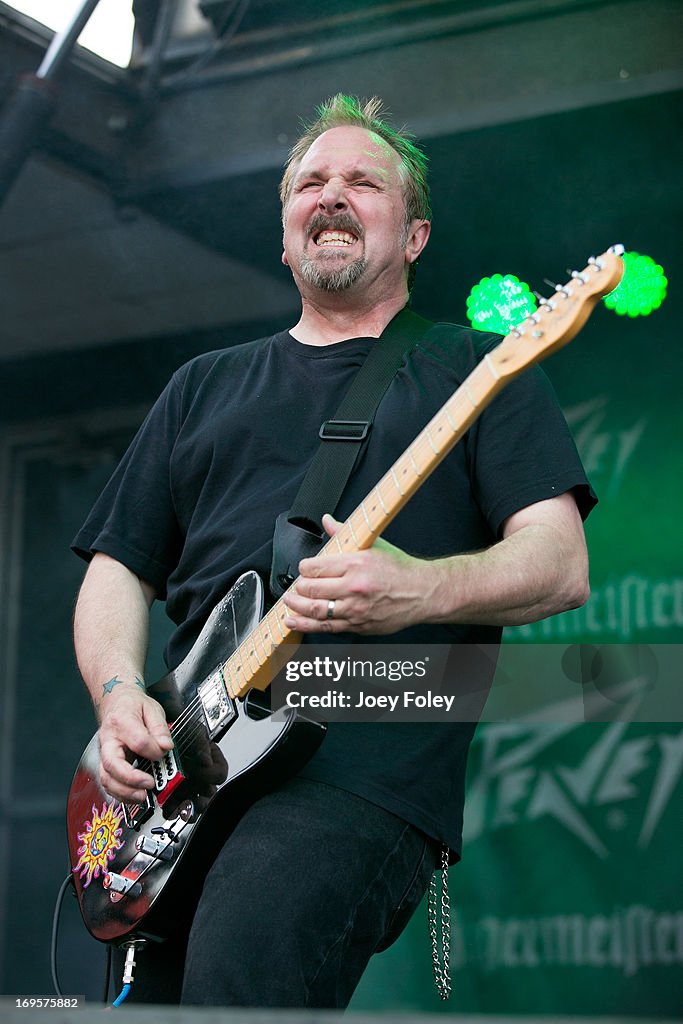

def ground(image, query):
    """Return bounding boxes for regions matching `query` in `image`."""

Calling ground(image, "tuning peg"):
[540,278,572,299]
[609,243,625,256]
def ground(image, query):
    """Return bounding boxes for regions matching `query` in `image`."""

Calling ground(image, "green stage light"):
[466,274,537,334]
[603,251,667,317]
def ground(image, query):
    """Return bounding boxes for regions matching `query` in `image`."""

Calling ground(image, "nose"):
[318,178,347,214]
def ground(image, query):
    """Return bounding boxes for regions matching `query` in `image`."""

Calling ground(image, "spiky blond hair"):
[279,94,431,225]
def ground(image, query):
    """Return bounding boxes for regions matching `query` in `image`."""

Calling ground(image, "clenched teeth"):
[315,230,357,246]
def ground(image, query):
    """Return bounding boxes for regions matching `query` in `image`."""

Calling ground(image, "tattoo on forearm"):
[102,675,145,696]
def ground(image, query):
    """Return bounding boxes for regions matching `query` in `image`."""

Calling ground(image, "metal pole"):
[0,0,104,205]
[37,0,103,80]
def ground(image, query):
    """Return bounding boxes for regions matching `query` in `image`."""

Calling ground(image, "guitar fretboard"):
[218,355,504,698]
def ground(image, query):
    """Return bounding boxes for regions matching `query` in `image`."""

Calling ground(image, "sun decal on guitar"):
[74,801,124,888]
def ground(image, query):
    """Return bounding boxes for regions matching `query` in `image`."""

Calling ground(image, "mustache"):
[306,213,364,241]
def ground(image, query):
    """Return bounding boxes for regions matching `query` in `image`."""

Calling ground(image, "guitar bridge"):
[198,669,236,739]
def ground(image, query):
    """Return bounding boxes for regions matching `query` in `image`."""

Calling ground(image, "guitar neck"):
[320,353,505,551]
[217,245,625,699]
[219,354,506,698]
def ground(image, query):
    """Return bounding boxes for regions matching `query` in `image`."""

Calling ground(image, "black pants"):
[117,779,438,1008]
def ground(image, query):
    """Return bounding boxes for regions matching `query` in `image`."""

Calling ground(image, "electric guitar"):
[67,248,624,943]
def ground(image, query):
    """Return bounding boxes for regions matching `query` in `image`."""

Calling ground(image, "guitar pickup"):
[198,670,236,739]
[153,747,186,808]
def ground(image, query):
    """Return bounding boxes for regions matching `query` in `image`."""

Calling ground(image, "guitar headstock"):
[487,246,624,379]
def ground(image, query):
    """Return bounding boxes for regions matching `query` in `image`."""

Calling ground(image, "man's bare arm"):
[284,492,589,634]
[74,551,172,802]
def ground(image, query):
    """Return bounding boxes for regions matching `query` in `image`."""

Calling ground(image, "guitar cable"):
[112,984,131,1007]
[103,944,112,1004]
[112,939,147,1006]
[50,873,75,998]
[51,871,113,1006]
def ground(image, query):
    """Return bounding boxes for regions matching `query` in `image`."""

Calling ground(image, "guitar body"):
[67,570,326,942]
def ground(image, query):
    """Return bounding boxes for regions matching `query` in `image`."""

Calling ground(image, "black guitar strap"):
[270,306,435,598]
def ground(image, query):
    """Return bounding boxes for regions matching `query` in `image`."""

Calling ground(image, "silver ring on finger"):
[326,599,336,620]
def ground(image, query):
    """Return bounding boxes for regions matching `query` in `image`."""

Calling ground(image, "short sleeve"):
[71,375,185,597]
[466,354,597,537]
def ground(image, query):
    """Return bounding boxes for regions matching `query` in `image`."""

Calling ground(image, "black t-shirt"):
[73,323,595,857]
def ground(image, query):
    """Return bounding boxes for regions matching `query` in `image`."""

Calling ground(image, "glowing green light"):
[603,251,667,317]
[466,274,537,334]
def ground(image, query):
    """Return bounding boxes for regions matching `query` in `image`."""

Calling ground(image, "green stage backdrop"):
[350,298,683,1017]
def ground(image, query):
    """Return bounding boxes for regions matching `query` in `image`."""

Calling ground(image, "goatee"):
[298,252,368,292]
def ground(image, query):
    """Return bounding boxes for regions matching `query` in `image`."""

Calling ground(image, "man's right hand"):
[97,682,173,803]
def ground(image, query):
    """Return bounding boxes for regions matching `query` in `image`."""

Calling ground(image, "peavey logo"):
[465,717,683,859]
[564,396,647,498]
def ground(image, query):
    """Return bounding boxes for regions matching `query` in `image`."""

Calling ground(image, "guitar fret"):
[409,449,422,477]
[244,649,257,678]
[376,485,389,516]
[225,657,240,697]
[390,467,404,496]
[252,635,265,667]
[241,660,254,689]
[234,644,249,686]
[425,427,439,455]
[347,517,360,548]
[484,353,501,380]
[360,501,373,532]
[228,661,242,699]
[265,616,278,650]
[248,633,262,667]
[445,405,457,432]
[273,606,287,639]
[255,626,270,660]
[464,381,478,410]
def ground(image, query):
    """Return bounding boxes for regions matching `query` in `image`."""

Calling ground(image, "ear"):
[405,219,431,264]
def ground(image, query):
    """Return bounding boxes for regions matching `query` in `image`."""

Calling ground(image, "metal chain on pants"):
[427,843,451,1000]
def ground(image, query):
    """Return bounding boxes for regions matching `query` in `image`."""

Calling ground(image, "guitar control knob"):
[103,872,142,898]
[135,834,175,861]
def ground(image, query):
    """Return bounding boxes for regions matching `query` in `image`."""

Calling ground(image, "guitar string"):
[134,709,204,776]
